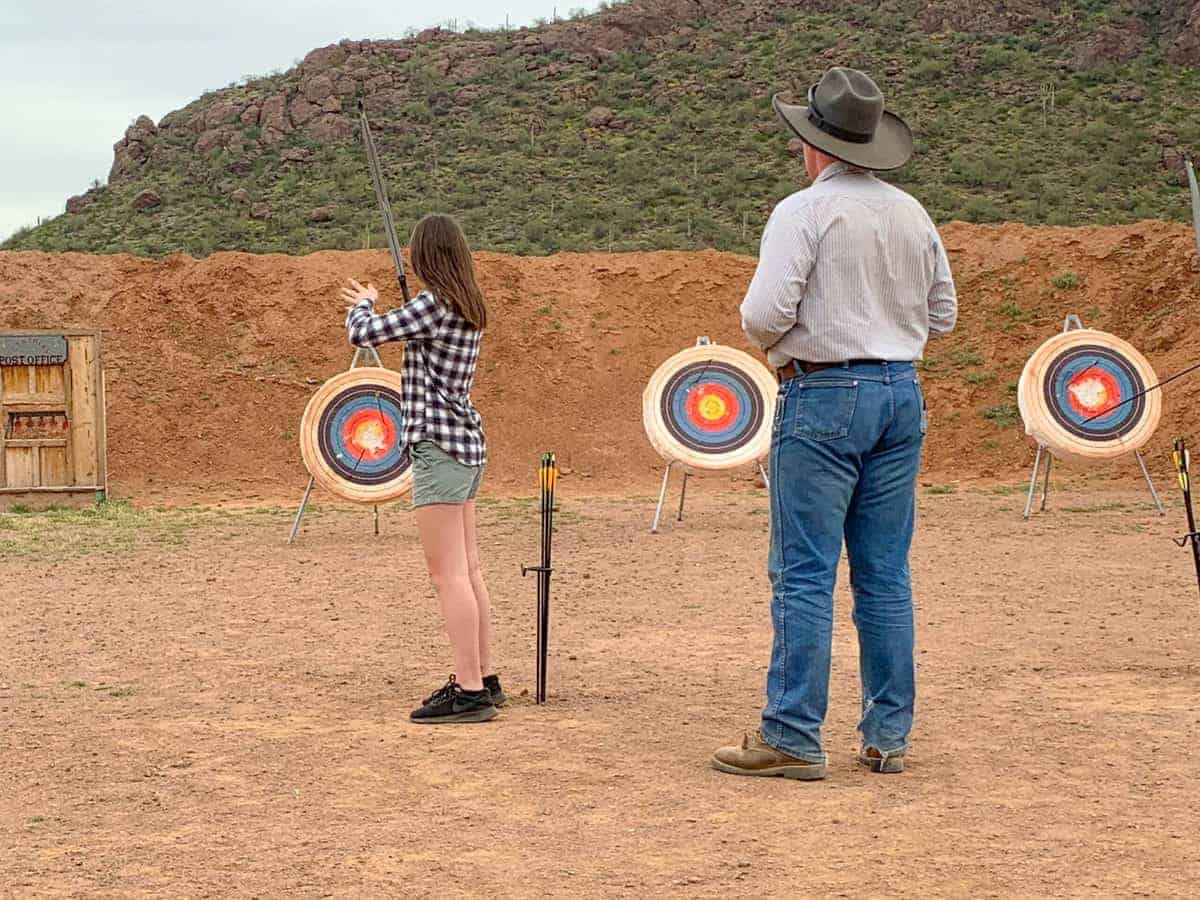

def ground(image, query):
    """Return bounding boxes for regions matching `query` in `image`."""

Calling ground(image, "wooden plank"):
[4,439,67,449]
[33,364,66,398]
[1,401,69,413]
[40,446,69,487]
[95,336,108,494]
[2,399,70,409]
[0,328,103,338]
[0,484,103,493]
[0,489,101,511]
[1,365,32,399]
[67,336,98,486]
[4,447,35,488]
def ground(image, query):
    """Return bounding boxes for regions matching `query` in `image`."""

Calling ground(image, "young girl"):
[342,213,503,724]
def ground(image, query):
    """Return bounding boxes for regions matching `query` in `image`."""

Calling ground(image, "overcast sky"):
[0,0,604,241]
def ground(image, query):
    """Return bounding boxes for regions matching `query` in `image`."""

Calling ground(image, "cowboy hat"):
[773,67,913,171]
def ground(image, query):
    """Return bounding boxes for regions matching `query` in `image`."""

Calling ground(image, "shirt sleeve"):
[345,291,446,347]
[927,231,958,337]
[740,202,818,352]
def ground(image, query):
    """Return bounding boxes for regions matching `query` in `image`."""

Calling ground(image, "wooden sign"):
[0,335,68,367]
[0,329,107,509]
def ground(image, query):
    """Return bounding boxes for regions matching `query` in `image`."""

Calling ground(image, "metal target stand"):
[288,345,386,544]
[651,459,770,533]
[1023,314,1165,520]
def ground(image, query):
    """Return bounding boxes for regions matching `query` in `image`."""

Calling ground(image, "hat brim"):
[773,93,913,171]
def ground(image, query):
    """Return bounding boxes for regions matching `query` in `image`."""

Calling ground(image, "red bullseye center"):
[342,409,395,461]
[1066,367,1122,417]
[686,382,739,432]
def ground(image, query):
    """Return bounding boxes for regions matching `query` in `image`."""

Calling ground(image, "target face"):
[1018,329,1161,462]
[300,367,413,503]
[643,343,776,470]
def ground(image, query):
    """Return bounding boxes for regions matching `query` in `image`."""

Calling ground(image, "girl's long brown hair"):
[410,214,488,330]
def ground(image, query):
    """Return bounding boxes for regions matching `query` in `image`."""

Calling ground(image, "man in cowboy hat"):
[712,67,957,780]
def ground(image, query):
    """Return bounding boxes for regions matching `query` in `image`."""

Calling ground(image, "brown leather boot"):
[711,730,827,780]
[858,747,905,774]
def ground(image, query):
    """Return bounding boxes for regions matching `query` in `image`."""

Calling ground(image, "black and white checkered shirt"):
[346,290,486,467]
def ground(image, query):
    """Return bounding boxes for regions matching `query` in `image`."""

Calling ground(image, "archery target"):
[300,367,413,503]
[643,343,777,470]
[1018,329,1161,462]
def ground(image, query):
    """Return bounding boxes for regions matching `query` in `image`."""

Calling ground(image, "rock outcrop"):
[110,115,158,181]
[65,193,95,214]
[1169,2,1200,65]
[1070,20,1148,70]
[132,189,162,211]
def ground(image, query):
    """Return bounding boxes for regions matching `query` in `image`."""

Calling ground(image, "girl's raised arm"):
[343,281,445,347]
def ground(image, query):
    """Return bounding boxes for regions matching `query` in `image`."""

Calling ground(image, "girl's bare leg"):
[414,503,483,691]
[462,500,495,676]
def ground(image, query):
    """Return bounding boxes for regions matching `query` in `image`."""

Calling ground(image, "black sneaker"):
[484,674,508,708]
[410,676,497,724]
[423,673,508,708]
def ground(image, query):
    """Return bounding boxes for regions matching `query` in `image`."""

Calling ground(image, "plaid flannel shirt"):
[345,290,486,467]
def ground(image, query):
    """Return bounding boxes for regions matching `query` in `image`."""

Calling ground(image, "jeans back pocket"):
[794,380,859,441]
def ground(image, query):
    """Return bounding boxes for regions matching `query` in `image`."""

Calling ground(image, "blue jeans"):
[760,362,926,764]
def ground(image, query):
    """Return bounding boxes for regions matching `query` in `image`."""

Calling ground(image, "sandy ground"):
[3,486,1199,897]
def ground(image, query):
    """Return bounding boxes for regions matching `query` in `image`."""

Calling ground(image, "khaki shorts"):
[410,441,484,508]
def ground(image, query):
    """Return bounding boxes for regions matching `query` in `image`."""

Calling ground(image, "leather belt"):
[775,359,889,383]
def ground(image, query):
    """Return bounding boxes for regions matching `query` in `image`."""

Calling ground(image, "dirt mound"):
[1,221,1197,503]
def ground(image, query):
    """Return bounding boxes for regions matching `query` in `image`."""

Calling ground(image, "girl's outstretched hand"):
[340,278,379,311]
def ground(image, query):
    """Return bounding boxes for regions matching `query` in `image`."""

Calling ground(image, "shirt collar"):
[814,161,868,184]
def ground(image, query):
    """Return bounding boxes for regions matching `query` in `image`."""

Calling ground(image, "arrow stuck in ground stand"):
[1172,438,1200,600]
[522,453,558,704]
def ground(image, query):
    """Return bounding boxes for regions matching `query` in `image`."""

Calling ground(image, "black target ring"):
[300,367,414,504]
[644,343,776,470]
[659,361,766,455]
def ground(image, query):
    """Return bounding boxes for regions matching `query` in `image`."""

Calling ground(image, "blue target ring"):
[1043,345,1146,441]
[660,362,765,455]
[317,385,411,485]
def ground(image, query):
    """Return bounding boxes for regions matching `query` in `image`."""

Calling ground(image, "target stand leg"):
[289,477,316,544]
[677,472,689,522]
[1023,447,1046,520]
[351,346,384,368]
[1040,452,1053,512]
[758,462,770,490]
[651,463,673,534]
[1135,450,1166,516]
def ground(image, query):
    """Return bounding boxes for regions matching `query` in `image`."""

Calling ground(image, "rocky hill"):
[5,0,1200,257]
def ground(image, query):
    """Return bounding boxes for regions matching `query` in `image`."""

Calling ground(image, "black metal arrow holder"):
[522,453,557,704]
